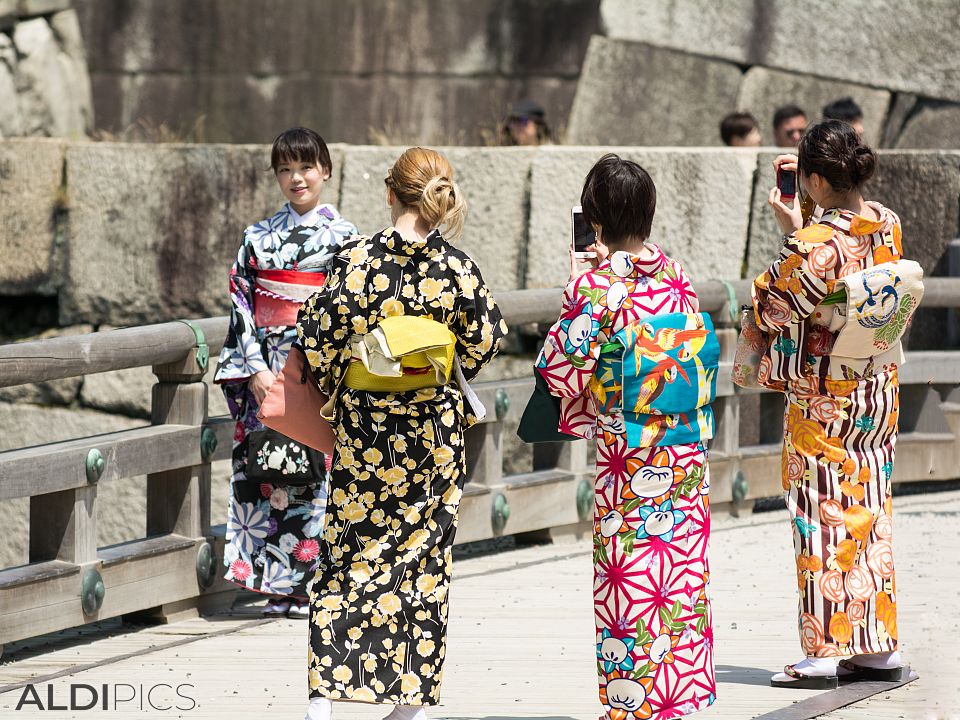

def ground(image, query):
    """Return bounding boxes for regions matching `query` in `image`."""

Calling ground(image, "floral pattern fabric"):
[214,203,357,599]
[537,247,716,720]
[296,227,507,705]
[752,204,901,657]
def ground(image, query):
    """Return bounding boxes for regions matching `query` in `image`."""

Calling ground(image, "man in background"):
[773,105,807,147]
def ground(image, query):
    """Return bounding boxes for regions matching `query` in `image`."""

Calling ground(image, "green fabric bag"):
[516,371,578,443]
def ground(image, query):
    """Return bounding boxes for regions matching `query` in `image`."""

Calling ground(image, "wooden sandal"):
[770,664,839,689]
[838,659,905,682]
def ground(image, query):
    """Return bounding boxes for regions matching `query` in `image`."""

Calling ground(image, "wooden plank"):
[98,534,197,567]
[0,424,203,501]
[0,560,77,590]
[0,318,227,388]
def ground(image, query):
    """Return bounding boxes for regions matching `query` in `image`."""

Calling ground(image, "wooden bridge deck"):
[1,490,957,720]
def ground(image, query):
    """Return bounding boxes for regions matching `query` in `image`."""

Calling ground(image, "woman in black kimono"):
[296,147,507,720]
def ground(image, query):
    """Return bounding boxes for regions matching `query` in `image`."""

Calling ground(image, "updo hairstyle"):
[798,119,876,193]
[385,147,467,240]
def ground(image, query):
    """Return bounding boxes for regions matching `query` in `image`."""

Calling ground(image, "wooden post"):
[147,352,210,538]
[465,417,503,487]
[134,338,212,623]
[29,484,98,564]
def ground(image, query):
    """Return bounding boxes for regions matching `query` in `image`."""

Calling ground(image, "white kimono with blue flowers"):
[214,202,356,600]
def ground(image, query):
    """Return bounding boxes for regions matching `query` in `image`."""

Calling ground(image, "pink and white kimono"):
[537,247,716,720]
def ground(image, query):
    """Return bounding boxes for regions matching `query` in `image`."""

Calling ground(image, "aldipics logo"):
[15,683,197,712]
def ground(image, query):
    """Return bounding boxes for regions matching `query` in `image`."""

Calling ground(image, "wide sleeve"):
[536,274,605,399]
[213,237,270,383]
[452,260,508,382]
[752,229,832,334]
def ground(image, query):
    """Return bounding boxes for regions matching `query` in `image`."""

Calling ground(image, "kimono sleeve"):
[536,274,605,399]
[452,260,507,382]
[751,228,832,334]
[213,237,270,383]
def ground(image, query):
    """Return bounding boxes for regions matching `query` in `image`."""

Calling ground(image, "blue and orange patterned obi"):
[593,312,720,448]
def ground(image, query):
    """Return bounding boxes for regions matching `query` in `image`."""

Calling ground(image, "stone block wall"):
[74,0,601,145]
[0,0,92,138]
[566,1,960,149]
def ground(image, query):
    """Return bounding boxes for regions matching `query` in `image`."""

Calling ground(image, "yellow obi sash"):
[344,316,456,392]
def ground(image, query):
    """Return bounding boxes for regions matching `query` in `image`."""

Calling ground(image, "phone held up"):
[776,166,797,203]
[571,205,596,262]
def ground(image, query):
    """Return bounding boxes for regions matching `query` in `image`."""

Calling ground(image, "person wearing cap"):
[500,99,553,146]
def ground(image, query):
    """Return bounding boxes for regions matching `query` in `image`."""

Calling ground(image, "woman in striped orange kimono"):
[753,121,905,689]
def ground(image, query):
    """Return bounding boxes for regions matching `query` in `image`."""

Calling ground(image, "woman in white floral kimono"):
[214,128,357,618]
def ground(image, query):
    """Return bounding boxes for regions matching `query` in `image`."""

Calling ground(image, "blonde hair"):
[385,147,467,240]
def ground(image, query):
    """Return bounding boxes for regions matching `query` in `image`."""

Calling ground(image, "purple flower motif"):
[266,517,279,536]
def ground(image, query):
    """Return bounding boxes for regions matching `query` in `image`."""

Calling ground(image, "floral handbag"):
[732,305,767,389]
[245,428,327,486]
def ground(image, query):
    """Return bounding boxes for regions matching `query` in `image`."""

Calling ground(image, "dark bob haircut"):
[720,111,759,145]
[580,154,656,246]
[798,119,876,193]
[822,96,863,123]
[270,127,332,175]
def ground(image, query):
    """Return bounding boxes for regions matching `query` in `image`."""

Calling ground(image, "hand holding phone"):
[776,166,796,202]
[571,205,596,262]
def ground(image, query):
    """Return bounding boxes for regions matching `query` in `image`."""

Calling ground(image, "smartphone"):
[571,205,596,261]
[776,167,797,202]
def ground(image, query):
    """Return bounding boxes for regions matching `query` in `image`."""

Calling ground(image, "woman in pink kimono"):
[538,155,716,720]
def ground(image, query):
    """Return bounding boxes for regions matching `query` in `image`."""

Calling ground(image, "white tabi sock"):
[771,656,838,682]
[849,650,901,669]
[382,705,427,720]
[305,698,333,720]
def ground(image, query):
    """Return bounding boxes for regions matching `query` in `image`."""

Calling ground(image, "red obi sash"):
[254,269,327,328]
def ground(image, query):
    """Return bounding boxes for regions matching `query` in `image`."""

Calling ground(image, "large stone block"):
[865,151,960,274]
[737,66,891,148]
[61,142,344,325]
[75,0,502,77]
[0,38,21,136]
[338,146,536,290]
[0,138,65,294]
[895,104,960,150]
[747,150,960,280]
[527,146,757,289]
[567,37,742,146]
[12,15,91,137]
[600,0,960,103]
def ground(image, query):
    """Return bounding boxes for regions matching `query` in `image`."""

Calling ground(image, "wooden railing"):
[2,282,960,652]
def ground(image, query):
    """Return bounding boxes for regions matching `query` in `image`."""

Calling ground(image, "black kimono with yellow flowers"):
[296,227,507,705]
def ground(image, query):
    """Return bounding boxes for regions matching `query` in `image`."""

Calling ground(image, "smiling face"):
[275,158,330,213]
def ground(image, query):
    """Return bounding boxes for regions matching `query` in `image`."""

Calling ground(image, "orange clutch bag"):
[256,345,335,456]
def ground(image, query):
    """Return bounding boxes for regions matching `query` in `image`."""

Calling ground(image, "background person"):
[296,147,507,720]
[537,154,716,719]
[773,105,808,147]
[720,111,762,146]
[754,120,906,688]
[823,96,865,136]
[214,127,357,619]
[499,99,553,146]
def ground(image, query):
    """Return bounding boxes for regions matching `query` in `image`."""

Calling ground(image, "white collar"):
[287,203,324,227]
